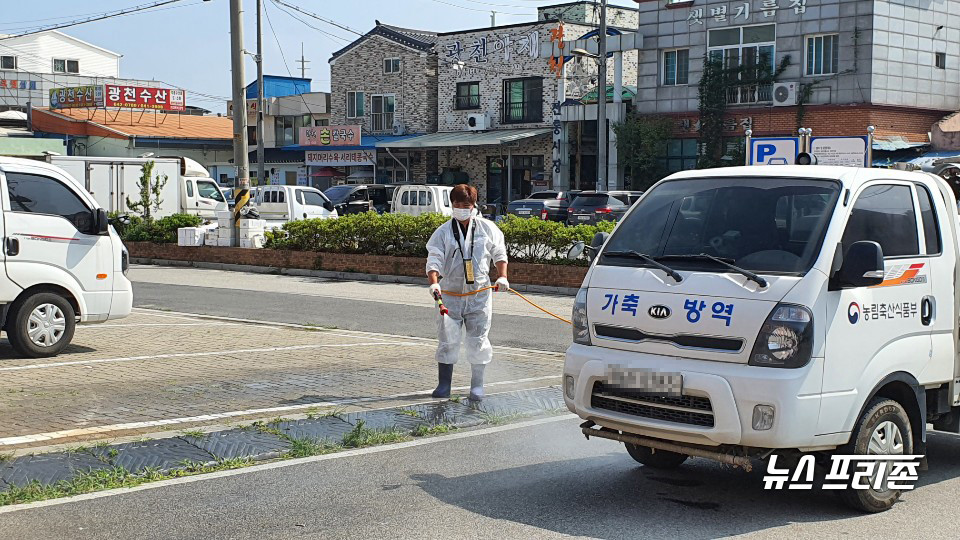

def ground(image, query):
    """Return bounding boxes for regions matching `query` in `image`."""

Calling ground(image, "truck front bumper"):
[564,343,827,449]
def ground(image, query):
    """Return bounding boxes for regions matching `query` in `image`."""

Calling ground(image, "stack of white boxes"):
[177,227,205,247]
[216,211,234,247]
[238,218,265,249]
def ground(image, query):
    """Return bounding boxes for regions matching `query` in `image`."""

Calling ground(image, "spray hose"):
[437,286,572,325]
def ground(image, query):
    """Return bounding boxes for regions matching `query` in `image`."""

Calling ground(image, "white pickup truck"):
[565,165,959,512]
[0,157,132,357]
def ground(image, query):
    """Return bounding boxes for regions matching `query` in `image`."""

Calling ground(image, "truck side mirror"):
[832,241,885,289]
[323,201,334,212]
[567,241,585,260]
[96,208,109,235]
[588,232,610,262]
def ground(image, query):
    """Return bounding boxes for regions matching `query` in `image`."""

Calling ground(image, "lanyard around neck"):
[451,219,475,261]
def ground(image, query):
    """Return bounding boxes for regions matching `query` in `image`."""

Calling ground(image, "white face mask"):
[452,207,473,221]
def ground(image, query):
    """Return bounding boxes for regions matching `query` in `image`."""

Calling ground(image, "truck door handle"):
[5,237,19,256]
[921,296,934,326]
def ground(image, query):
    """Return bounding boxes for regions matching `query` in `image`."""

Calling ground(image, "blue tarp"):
[283,134,419,152]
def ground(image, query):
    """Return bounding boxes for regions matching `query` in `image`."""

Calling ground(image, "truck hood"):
[587,266,801,364]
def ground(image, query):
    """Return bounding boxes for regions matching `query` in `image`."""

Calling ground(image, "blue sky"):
[3,0,636,113]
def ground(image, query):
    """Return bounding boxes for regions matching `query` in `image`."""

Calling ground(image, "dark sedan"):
[506,190,582,222]
[565,191,643,225]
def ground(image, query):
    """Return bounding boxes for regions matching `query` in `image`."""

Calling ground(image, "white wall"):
[0,31,120,77]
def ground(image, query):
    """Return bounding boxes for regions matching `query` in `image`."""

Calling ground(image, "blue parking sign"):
[749,138,800,166]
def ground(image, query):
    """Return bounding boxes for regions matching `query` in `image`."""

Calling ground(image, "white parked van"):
[48,156,228,220]
[255,185,337,226]
[391,185,452,216]
[0,157,132,357]
[565,165,960,512]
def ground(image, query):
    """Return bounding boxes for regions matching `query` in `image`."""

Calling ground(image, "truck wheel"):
[839,397,913,513]
[625,443,688,469]
[6,293,76,358]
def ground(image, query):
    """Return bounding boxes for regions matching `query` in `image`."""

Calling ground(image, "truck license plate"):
[606,367,682,396]
[577,215,590,221]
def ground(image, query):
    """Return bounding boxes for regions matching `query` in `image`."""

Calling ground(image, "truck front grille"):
[590,382,714,428]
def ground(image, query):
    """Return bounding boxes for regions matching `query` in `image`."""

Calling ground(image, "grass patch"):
[412,423,456,437]
[0,452,13,463]
[286,437,341,458]
[449,396,463,404]
[341,420,409,449]
[397,409,422,418]
[479,412,526,426]
[180,430,206,439]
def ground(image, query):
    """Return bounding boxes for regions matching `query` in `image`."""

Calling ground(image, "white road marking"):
[77,323,249,329]
[0,414,576,514]
[0,342,424,373]
[131,307,567,357]
[0,377,560,447]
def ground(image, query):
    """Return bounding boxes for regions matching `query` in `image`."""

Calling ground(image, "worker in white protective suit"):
[426,184,509,402]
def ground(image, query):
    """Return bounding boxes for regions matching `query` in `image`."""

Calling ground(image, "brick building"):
[327,22,439,184]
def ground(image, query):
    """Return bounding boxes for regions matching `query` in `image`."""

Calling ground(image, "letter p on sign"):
[750,138,800,166]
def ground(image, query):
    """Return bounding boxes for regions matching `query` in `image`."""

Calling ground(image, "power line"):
[426,0,529,16]
[270,1,352,44]
[0,1,208,34]
[263,1,321,116]
[271,0,363,36]
[0,0,191,40]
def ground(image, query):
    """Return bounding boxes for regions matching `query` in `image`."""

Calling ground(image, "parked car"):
[391,185,453,216]
[566,191,643,225]
[323,184,395,215]
[255,185,336,227]
[506,190,582,222]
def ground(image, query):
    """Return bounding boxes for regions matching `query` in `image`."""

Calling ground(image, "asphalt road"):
[132,280,572,353]
[6,416,960,539]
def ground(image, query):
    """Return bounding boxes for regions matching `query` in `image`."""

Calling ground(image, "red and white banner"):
[104,85,186,111]
[305,150,375,167]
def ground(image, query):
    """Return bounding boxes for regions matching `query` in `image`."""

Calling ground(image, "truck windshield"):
[602,177,841,275]
[324,186,354,204]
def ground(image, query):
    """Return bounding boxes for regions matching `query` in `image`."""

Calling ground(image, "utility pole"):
[490,11,496,27]
[229,0,250,236]
[297,43,309,78]
[596,0,608,192]
[256,0,265,188]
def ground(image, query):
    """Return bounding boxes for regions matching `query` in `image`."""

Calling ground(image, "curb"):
[130,258,580,297]
[0,386,566,495]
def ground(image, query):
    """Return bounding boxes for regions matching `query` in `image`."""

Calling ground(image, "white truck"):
[0,157,132,357]
[565,165,959,512]
[47,156,228,220]
[254,185,337,227]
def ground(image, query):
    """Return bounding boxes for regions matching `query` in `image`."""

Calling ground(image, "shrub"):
[118,213,202,243]
[270,212,614,265]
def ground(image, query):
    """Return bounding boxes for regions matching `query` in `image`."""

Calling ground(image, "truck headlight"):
[748,304,813,368]
[572,288,591,345]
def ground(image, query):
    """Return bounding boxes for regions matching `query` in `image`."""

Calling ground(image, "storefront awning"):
[282,134,418,152]
[375,128,551,149]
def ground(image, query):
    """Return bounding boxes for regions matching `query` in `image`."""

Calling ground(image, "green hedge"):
[114,213,203,244]
[265,212,615,265]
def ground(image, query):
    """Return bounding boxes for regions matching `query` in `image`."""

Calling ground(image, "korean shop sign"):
[304,150,375,167]
[49,86,103,109]
[687,0,808,25]
[104,85,186,111]
[299,125,361,147]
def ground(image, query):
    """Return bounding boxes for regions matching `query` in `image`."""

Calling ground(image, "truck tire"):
[625,443,688,469]
[6,293,76,358]
[839,397,913,513]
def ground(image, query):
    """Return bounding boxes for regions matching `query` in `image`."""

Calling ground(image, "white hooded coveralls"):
[426,216,508,365]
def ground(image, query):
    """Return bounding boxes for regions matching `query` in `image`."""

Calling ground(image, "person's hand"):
[495,277,510,293]
[429,283,441,298]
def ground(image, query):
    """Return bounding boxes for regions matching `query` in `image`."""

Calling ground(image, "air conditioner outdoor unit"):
[467,113,489,131]
[773,82,798,106]
[392,120,406,136]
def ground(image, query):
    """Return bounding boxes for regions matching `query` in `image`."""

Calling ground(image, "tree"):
[612,115,673,191]
[126,160,168,221]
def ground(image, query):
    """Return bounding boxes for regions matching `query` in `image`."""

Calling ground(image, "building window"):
[708,24,776,104]
[371,94,395,132]
[660,139,699,173]
[936,52,947,70]
[383,58,401,74]
[805,34,839,76]
[0,56,16,70]
[247,125,257,146]
[347,91,364,118]
[315,119,329,126]
[502,77,543,124]
[53,59,79,73]
[456,81,480,110]
[663,49,690,86]
[274,115,306,146]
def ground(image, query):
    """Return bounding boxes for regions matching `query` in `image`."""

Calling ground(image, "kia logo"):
[648,305,671,319]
